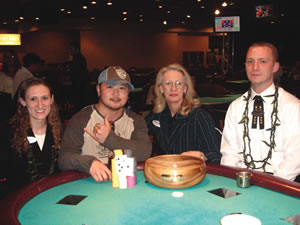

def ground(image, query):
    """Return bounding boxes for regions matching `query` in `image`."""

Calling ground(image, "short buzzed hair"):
[247,42,278,62]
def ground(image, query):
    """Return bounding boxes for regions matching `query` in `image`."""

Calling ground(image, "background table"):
[200,94,242,105]
[225,80,250,93]
[225,80,249,84]
[0,164,299,225]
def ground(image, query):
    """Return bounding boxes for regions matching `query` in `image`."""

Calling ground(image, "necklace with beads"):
[238,85,280,172]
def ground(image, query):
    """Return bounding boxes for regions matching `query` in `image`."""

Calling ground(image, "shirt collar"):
[93,104,125,123]
[250,83,276,103]
[21,66,33,75]
[162,105,185,119]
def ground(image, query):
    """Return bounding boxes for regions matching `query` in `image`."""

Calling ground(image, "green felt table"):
[200,94,242,105]
[1,164,299,225]
[225,80,249,84]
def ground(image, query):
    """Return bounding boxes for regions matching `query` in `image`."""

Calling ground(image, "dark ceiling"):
[0,0,299,30]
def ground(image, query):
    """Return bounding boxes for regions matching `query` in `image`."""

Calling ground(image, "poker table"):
[0,163,299,225]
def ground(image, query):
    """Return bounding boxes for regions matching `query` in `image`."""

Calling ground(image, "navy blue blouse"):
[145,106,221,163]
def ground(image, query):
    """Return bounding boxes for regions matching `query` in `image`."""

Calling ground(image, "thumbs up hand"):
[84,115,112,144]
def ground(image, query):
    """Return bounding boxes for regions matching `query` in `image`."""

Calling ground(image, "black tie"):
[252,95,264,129]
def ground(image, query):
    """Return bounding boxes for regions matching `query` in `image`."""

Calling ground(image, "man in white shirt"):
[221,42,300,182]
[13,53,42,96]
[0,71,13,96]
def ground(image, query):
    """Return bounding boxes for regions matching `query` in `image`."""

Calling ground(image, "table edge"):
[0,163,299,225]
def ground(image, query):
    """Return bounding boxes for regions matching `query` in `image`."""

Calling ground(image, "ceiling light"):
[19,17,24,20]
[91,1,97,4]
[83,6,88,9]
[163,20,167,25]
[139,14,143,17]
[222,2,228,7]
[186,15,191,19]
[123,17,127,21]
[15,19,20,23]
[90,17,96,20]
[35,17,40,20]
[158,5,163,9]
[107,0,112,6]
[214,9,220,15]
[197,0,202,2]
[122,11,127,15]
[201,6,205,9]
[67,10,72,14]
[3,21,8,25]
[60,8,65,12]
[167,10,171,14]
[139,18,144,22]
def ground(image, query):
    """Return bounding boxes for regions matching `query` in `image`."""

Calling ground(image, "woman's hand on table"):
[181,151,207,161]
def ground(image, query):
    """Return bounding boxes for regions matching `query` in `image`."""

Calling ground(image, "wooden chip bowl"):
[144,154,206,189]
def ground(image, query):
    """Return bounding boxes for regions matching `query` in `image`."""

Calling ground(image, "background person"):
[0,77,62,196]
[68,42,89,112]
[13,52,43,96]
[221,42,300,181]
[0,50,21,97]
[145,64,221,163]
[58,66,152,182]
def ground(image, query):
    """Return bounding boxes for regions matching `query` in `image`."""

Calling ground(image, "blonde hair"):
[153,64,200,116]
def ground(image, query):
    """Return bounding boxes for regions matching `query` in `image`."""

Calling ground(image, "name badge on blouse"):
[27,136,37,144]
[152,120,160,128]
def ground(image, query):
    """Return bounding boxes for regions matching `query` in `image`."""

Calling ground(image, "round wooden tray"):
[144,154,206,189]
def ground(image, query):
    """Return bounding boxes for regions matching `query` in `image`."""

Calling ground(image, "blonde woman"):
[145,64,221,162]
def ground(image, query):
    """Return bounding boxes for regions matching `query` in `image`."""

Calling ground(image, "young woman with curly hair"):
[1,77,62,193]
[145,64,221,163]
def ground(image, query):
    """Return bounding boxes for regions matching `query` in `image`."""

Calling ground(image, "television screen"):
[256,4,273,18]
[214,16,240,32]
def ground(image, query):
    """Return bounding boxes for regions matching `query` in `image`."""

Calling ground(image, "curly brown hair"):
[10,77,62,155]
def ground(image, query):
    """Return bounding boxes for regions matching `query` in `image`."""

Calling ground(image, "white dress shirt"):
[13,66,34,95]
[221,83,300,181]
[0,71,13,96]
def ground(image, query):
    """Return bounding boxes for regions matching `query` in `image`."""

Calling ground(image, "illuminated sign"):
[0,34,21,45]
